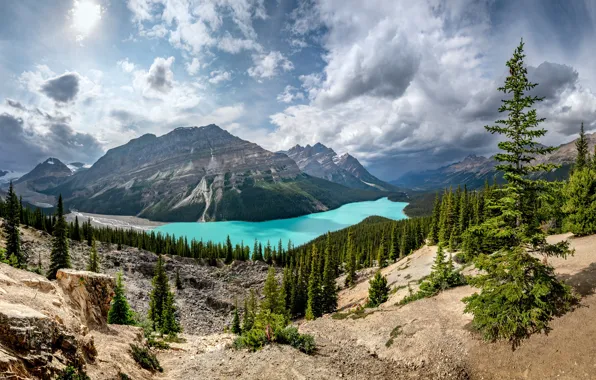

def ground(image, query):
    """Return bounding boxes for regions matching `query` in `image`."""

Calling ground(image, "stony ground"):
[2,221,596,379]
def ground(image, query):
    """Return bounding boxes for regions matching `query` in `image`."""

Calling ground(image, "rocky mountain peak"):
[16,157,72,185]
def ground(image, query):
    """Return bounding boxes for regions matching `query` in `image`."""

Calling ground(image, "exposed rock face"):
[56,269,115,330]
[284,143,396,192]
[0,300,84,379]
[54,125,379,222]
[15,157,72,191]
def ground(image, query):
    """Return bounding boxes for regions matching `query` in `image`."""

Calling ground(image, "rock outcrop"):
[56,269,115,330]
[0,264,117,379]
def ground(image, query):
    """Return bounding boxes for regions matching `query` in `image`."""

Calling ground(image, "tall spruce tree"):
[2,182,23,267]
[108,272,134,325]
[48,195,71,279]
[462,40,577,346]
[87,238,100,273]
[575,122,589,171]
[321,233,338,314]
[377,231,387,268]
[305,244,322,320]
[149,254,178,333]
[261,266,282,314]
[231,299,241,334]
[428,193,441,244]
[344,228,356,287]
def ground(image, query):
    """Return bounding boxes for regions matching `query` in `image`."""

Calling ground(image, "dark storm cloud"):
[40,73,81,103]
[0,111,104,172]
[0,113,46,170]
[528,62,578,101]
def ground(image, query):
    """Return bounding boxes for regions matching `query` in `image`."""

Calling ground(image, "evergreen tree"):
[72,216,81,241]
[161,291,181,336]
[48,195,71,279]
[225,235,233,264]
[261,266,282,314]
[321,233,338,314]
[231,300,241,334]
[462,40,577,346]
[376,231,387,268]
[2,182,23,267]
[305,244,322,320]
[367,271,389,307]
[428,193,441,244]
[562,167,596,236]
[87,238,100,273]
[149,255,177,333]
[108,272,135,325]
[242,289,257,332]
[344,228,356,287]
[575,122,589,171]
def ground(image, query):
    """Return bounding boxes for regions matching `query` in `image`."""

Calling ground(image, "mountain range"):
[34,125,385,222]
[283,143,397,192]
[393,133,596,190]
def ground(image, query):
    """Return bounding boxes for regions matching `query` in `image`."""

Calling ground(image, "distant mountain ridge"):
[393,132,596,190]
[283,143,397,192]
[49,125,382,222]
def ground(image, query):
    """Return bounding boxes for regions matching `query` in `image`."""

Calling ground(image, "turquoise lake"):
[153,198,408,247]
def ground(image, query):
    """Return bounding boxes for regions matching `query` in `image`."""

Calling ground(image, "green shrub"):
[118,372,131,380]
[130,344,163,372]
[367,271,389,307]
[56,366,90,380]
[233,328,267,352]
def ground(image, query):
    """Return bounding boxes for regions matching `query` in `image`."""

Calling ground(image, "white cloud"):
[248,51,294,80]
[126,0,267,56]
[277,85,304,103]
[185,58,201,76]
[208,70,232,84]
[117,58,136,73]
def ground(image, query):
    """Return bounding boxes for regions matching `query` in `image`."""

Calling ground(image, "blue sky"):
[1,0,596,180]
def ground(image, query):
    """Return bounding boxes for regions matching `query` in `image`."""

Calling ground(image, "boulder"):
[56,269,115,330]
[21,277,55,293]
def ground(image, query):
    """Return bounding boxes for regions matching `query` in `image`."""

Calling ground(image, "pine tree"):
[321,233,338,314]
[161,291,181,336]
[108,272,135,325]
[2,182,23,267]
[367,271,389,307]
[231,300,241,334]
[462,40,578,346]
[428,193,441,244]
[72,216,81,241]
[344,228,356,287]
[48,195,71,279]
[575,122,589,171]
[376,231,387,268]
[305,244,322,320]
[562,166,596,236]
[261,266,281,314]
[225,235,233,264]
[242,289,257,332]
[149,255,172,332]
[87,238,100,273]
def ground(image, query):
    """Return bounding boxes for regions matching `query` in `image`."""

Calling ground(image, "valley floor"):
[157,234,596,380]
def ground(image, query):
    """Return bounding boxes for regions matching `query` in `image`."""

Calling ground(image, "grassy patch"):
[385,325,403,347]
[130,344,163,372]
[331,307,373,320]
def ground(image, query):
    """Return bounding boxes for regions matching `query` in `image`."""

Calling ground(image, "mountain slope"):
[53,125,382,222]
[284,143,396,192]
[15,157,73,191]
[393,133,596,190]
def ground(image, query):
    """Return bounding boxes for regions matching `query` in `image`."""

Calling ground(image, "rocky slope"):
[394,132,596,190]
[15,158,73,191]
[51,125,381,222]
[284,143,397,192]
